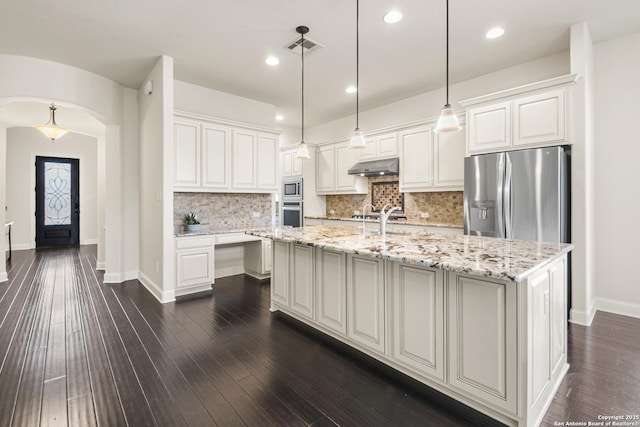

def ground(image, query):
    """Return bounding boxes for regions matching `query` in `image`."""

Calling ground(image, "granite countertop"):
[175,227,257,238]
[247,225,573,282]
[305,215,463,229]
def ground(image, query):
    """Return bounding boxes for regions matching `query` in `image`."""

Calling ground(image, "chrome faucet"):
[380,204,402,238]
[361,203,375,234]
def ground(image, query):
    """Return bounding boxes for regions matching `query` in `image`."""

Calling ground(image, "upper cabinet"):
[462,75,578,155]
[281,148,303,177]
[315,142,367,195]
[359,133,398,161]
[173,112,279,193]
[399,122,465,193]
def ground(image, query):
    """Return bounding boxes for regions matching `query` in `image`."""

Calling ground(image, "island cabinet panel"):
[347,254,386,354]
[289,245,315,320]
[549,258,566,375]
[271,241,289,307]
[390,263,444,381]
[529,268,551,404]
[316,249,347,335]
[448,273,517,415]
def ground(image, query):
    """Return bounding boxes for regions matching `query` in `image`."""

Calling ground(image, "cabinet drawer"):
[175,236,214,250]
[215,233,261,245]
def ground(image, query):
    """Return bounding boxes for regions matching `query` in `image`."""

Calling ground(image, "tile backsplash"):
[174,192,272,233]
[325,176,463,226]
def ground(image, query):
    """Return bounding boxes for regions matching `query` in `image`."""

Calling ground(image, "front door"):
[35,156,80,247]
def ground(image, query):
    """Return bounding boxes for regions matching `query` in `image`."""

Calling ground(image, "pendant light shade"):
[349,0,367,149]
[35,103,69,141]
[434,0,461,133]
[295,25,311,160]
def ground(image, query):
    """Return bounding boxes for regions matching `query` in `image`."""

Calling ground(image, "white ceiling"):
[0,0,639,130]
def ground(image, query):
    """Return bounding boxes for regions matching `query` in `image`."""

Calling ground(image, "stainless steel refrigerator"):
[463,146,570,243]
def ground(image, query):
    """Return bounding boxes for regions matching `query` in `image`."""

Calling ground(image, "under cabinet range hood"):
[347,157,399,177]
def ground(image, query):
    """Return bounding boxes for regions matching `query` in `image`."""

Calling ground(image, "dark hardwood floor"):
[1,246,638,426]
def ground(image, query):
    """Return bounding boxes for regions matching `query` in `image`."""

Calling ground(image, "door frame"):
[29,152,86,249]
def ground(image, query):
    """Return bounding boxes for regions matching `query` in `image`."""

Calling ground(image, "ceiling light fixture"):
[434,0,461,133]
[350,0,367,149]
[35,103,69,141]
[345,86,357,94]
[265,56,279,66]
[275,114,284,121]
[485,27,505,39]
[295,26,311,160]
[383,10,403,24]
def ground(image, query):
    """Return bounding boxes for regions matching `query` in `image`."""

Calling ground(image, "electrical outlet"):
[329,209,335,215]
[354,210,360,215]
[420,212,429,219]
[252,212,261,218]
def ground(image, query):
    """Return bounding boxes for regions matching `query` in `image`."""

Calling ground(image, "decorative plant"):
[184,212,200,225]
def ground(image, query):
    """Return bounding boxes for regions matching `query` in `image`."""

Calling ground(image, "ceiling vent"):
[284,35,323,55]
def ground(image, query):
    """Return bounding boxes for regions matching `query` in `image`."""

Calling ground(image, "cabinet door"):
[529,269,551,404]
[257,133,278,190]
[262,240,272,273]
[175,246,213,290]
[377,134,398,158]
[347,254,385,353]
[232,130,257,189]
[391,264,444,380]
[174,120,201,187]
[513,90,566,147]
[291,151,303,176]
[289,244,314,320]
[202,124,230,189]
[448,273,517,414]
[316,248,347,335]
[433,126,465,190]
[468,102,511,153]
[271,241,289,307]
[359,137,377,160]
[549,257,566,376]
[336,143,367,193]
[399,127,433,192]
[316,146,336,193]
[282,151,293,177]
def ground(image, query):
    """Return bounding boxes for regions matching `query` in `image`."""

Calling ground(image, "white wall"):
[0,126,6,282]
[0,54,137,282]
[138,56,175,303]
[174,80,276,128]
[593,31,640,319]
[6,128,98,248]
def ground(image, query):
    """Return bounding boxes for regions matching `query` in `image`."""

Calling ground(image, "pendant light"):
[434,0,461,133]
[295,25,311,160]
[349,0,366,148]
[35,103,69,141]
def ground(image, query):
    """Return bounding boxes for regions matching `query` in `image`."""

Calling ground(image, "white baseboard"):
[570,302,597,326]
[245,270,271,280]
[215,266,245,279]
[138,271,175,304]
[596,297,640,320]
[123,270,138,282]
[11,243,31,251]
[103,272,124,284]
[80,239,98,245]
[0,272,7,283]
[96,261,106,271]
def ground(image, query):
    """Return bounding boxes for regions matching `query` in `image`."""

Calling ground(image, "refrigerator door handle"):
[496,153,505,238]
[504,158,513,239]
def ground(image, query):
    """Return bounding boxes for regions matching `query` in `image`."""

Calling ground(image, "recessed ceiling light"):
[275,115,284,121]
[383,10,403,24]
[345,86,357,94]
[265,56,280,66]
[485,27,505,39]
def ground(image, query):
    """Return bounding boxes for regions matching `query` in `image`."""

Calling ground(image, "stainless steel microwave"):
[282,177,303,201]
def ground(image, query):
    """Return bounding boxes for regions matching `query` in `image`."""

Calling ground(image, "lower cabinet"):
[175,236,215,297]
[389,263,444,381]
[244,238,272,279]
[316,248,347,335]
[271,241,290,307]
[289,245,314,320]
[346,254,386,354]
[447,273,517,414]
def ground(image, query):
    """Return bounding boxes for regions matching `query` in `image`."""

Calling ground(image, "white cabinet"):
[315,142,367,195]
[271,241,289,307]
[448,273,517,414]
[433,126,465,190]
[289,244,315,320]
[202,124,231,190]
[464,84,570,155]
[175,236,215,297]
[244,238,272,280]
[399,126,434,192]
[316,248,347,335]
[390,263,444,381]
[347,254,386,354]
[174,113,279,192]
[359,134,398,160]
[174,119,201,187]
[281,148,303,177]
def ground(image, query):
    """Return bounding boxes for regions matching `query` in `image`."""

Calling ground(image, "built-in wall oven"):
[282,177,303,227]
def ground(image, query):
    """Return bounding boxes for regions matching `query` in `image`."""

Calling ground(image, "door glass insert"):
[44,161,72,225]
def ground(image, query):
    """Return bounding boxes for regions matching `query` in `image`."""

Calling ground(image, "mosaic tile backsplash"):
[174,192,272,234]
[325,176,463,226]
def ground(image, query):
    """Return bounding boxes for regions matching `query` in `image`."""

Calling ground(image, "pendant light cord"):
[445,0,450,107]
[356,0,360,129]
[301,31,305,142]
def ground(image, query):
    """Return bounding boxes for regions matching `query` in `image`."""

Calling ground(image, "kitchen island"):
[248,225,573,427]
